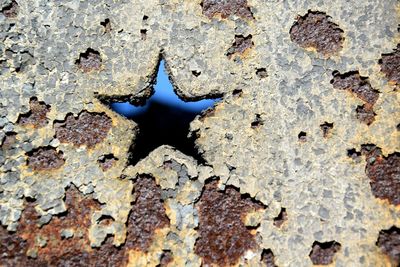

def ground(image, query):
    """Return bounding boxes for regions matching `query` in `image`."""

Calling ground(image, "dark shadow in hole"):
[298,131,307,142]
[127,101,205,165]
[347,148,361,158]
[109,60,220,166]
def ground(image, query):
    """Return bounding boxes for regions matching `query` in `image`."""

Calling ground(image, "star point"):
[109,60,220,165]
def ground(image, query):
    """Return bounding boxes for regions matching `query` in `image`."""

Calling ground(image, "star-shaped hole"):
[104,59,220,165]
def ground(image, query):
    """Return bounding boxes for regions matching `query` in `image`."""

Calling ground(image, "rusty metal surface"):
[201,0,254,20]
[309,241,342,265]
[55,111,112,148]
[26,147,65,171]
[0,0,399,266]
[194,180,264,266]
[18,98,50,128]
[290,11,344,56]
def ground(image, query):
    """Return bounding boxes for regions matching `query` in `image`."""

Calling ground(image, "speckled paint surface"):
[0,0,399,266]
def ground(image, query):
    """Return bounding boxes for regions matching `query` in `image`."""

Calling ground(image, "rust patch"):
[54,111,112,148]
[98,154,118,171]
[0,188,131,266]
[76,48,102,72]
[19,187,99,264]
[362,145,400,206]
[201,0,254,20]
[309,241,341,265]
[379,44,400,87]
[331,71,379,125]
[331,71,379,105]
[355,104,376,125]
[261,249,277,267]
[377,226,400,264]
[1,132,17,149]
[18,97,51,128]
[125,175,170,252]
[1,0,18,18]
[158,250,173,266]
[320,122,334,138]
[273,208,287,228]
[27,147,65,171]
[290,11,344,56]
[0,226,45,267]
[227,35,254,59]
[195,180,263,266]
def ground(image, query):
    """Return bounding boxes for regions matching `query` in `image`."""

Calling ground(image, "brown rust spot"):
[273,208,287,228]
[158,250,173,267]
[0,187,132,266]
[0,226,45,267]
[261,249,277,267]
[331,71,379,125]
[1,132,17,150]
[125,175,170,252]
[290,11,344,56]
[379,44,400,87]
[355,104,376,125]
[201,0,254,20]
[309,241,341,265]
[76,48,102,72]
[195,180,264,266]
[98,154,118,171]
[26,147,65,171]
[18,97,51,128]
[18,187,100,264]
[320,122,334,138]
[362,145,400,206]
[376,226,400,265]
[1,0,18,18]
[227,35,254,59]
[54,111,112,148]
[4,186,130,266]
[331,71,379,106]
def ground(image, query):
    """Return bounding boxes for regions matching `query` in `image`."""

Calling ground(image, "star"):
[110,60,219,165]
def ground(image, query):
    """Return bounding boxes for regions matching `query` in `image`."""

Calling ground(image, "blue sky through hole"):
[111,61,218,117]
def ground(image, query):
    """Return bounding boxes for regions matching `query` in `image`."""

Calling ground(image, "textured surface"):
[26,147,65,171]
[0,0,399,266]
[194,180,264,266]
[309,241,342,265]
[290,11,344,56]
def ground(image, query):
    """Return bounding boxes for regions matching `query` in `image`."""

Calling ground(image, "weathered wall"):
[0,0,399,266]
